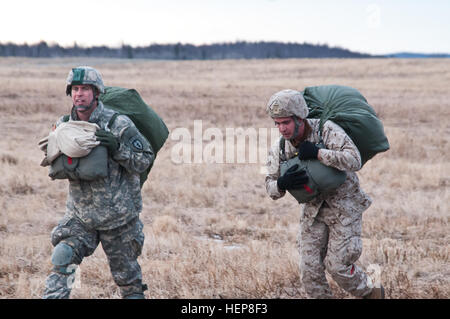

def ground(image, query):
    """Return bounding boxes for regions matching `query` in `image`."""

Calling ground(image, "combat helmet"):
[65,66,105,96]
[266,89,309,119]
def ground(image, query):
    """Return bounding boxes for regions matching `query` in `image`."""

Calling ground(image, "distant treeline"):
[0,41,374,59]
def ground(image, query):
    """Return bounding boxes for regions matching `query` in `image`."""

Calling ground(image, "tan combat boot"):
[363,285,385,299]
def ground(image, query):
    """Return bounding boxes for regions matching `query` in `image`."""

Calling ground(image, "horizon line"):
[1,40,449,57]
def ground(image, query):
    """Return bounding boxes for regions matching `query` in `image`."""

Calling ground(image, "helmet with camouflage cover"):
[66,66,105,96]
[266,89,309,119]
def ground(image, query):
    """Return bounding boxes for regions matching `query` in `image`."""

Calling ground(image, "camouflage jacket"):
[55,101,154,230]
[265,119,372,226]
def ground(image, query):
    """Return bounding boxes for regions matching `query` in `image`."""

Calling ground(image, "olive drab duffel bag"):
[279,138,347,203]
[303,85,390,167]
[279,85,389,203]
[99,86,169,187]
[55,87,169,187]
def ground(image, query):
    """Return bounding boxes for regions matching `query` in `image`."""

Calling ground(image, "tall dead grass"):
[0,57,448,299]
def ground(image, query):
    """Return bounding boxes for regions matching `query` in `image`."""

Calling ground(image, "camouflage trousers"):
[43,216,146,299]
[298,202,372,298]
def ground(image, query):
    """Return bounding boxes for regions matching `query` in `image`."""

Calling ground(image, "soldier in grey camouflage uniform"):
[265,89,384,299]
[42,66,154,299]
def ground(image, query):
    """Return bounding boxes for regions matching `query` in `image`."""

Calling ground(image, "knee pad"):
[51,243,76,275]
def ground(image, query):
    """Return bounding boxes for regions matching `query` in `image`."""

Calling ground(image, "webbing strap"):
[107,113,119,131]
[279,137,286,161]
[318,103,333,144]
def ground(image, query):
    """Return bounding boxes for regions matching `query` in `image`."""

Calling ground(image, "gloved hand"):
[298,141,320,160]
[277,164,309,191]
[95,129,119,155]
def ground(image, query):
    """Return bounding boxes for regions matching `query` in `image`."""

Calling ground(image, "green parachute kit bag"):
[302,85,389,167]
[278,85,389,203]
[60,87,168,187]
[279,138,347,203]
[49,146,109,181]
[99,86,169,187]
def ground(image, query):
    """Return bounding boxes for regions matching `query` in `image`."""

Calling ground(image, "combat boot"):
[121,283,148,299]
[363,285,385,299]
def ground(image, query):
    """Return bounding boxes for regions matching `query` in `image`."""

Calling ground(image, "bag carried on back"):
[49,87,169,187]
[279,85,389,203]
[303,85,389,166]
[99,86,169,187]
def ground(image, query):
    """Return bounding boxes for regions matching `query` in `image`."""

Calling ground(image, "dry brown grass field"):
[0,57,448,299]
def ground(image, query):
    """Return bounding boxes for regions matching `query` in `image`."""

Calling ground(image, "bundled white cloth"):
[39,121,100,166]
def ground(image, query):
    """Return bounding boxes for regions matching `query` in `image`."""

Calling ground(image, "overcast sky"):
[2,0,449,55]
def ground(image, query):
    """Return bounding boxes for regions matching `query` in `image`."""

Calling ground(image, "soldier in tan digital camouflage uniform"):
[42,67,154,299]
[265,89,385,299]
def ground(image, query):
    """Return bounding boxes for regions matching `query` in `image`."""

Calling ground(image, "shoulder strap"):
[107,113,120,131]
[317,120,325,145]
[279,137,286,161]
[318,107,333,144]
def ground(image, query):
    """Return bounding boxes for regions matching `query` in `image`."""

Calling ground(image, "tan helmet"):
[266,89,309,119]
[66,66,105,96]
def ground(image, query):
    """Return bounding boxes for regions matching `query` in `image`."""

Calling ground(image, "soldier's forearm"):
[318,148,361,172]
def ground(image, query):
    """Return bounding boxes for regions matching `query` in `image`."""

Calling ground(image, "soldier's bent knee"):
[51,243,77,275]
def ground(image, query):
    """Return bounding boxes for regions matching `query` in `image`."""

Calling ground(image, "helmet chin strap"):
[289,117,303,142]
[73,95,97,112]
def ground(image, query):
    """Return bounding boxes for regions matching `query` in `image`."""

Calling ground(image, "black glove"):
[95,129,119,155]
[277,164,309,191]
[298,141,320,160]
